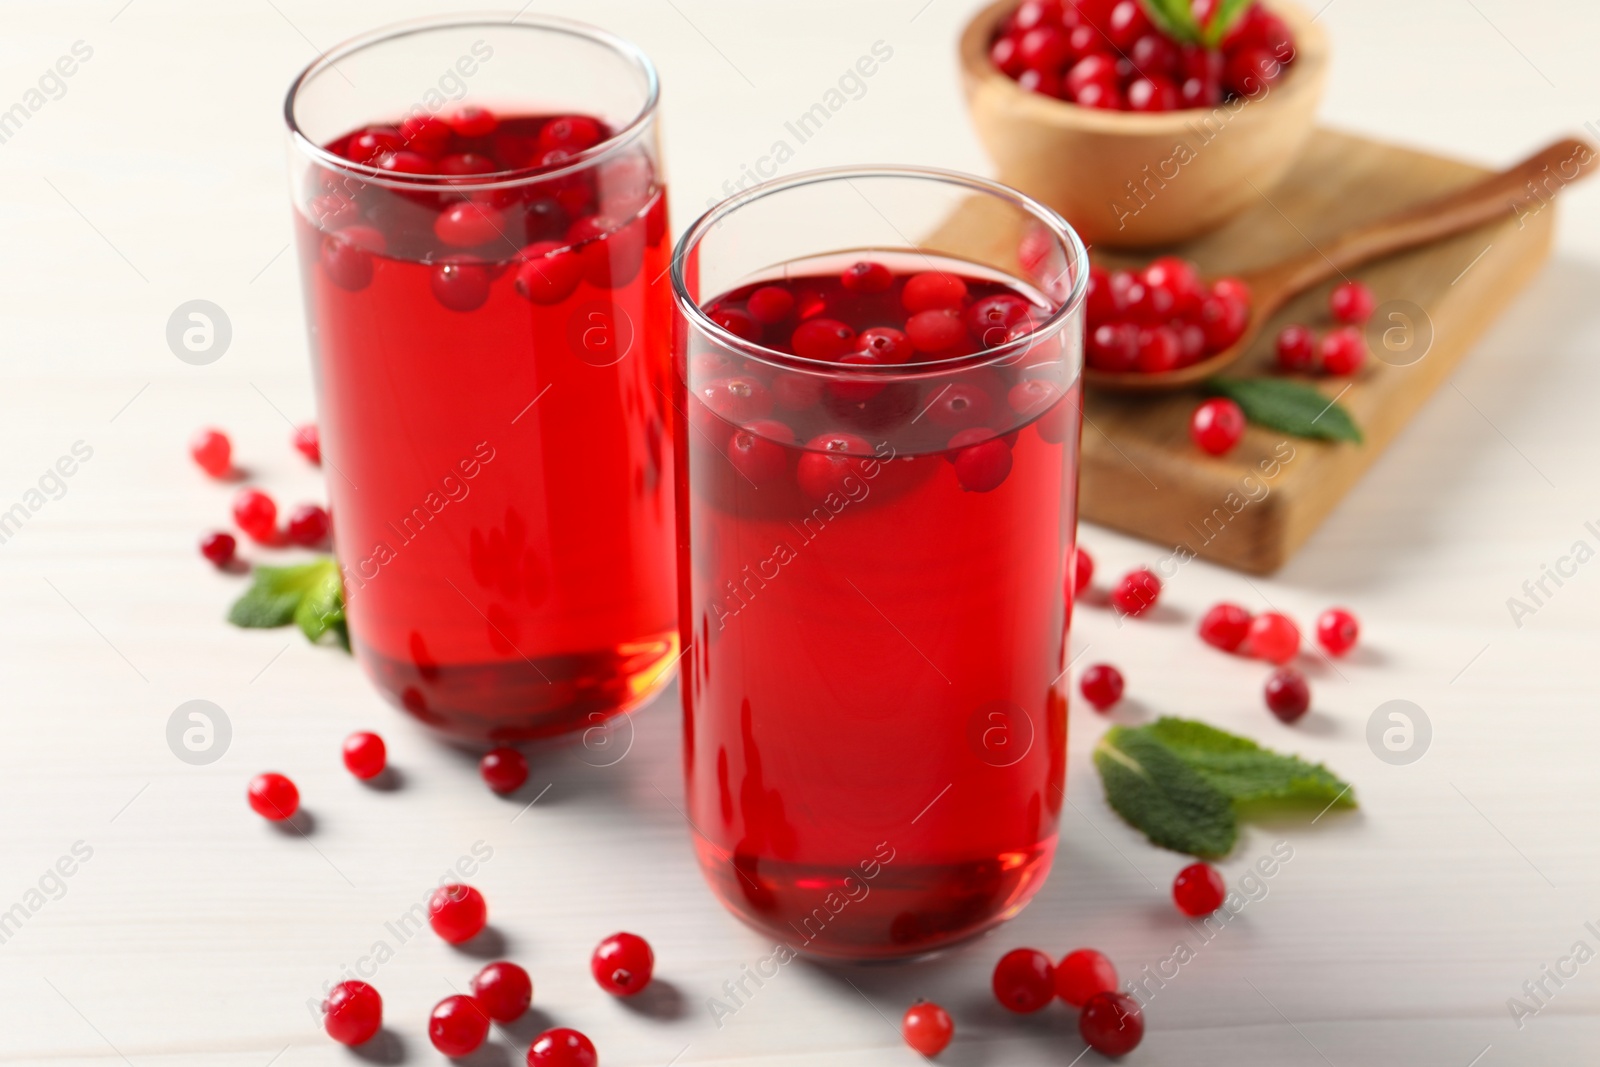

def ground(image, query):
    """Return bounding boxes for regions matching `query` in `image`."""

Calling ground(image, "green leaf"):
[229,559,347,650]
[1206,377,1364,443]
[1094,726,1239,859]
[1200,0,1254,47]
[1144,717,1356,811]
[293,564,349,649]
[1137,0,1201,43]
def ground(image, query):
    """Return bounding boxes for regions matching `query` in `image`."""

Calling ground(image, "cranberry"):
[1019,25,1072,70]
[1080,991,1144,1056]
[1199,287,1250,351]
[746,285,795,324]
[449,105,498,138]
[791,318,857,361]
[432,258,493,312]
[1087,322,1138,372]
[1244,611,1300,663]
[1172,861,1226,916]
[591,931,654,996]
[840,260,893,294]
[1144,256,1202,312]
[1316,607,1360,656]
[699,377,773,424]
[346,126,404,164]
[436,201,506,249]
[1019,66,1065,97]
[1275,323,1317,372]
[1198,602,1251,651]
[527,1028,597,1067]
[1175,322,1207,365]
[323,980,382,1046]
[901,1001,954,1056]
[514,241,584,305]
[772,372,824,411]
[1190,397,1245,455]
[1068,23,1112,60]
[1008,378,1064,420]
[952,435,1013,492]
[1013,0,1066,31]
[796,431,874,502]
[321,226,385,291]
[1264,666,1311,722]
[828,351,887,404]
[710,305,761,342]
[429,995,490,1057]
[1111,567,1161,617]
[925,382,994,430]
[1085,265,1116,322]
[1135,324,1181,372]
[1074,79,1124,108]
[1330,279,1375,324]
[1179,73,1223,107]
[292,423,321,465]
[1066,54,1119,97]
[247,772,299,821]
[906,309,967,354]
[1130,33,1179,77]
[728,421,794,486]
[1127,75,1179,111]
[1319,325,1367,375]
[1107,0,1151,47]
[992,948,1055,1013]
[200,531,236,568]
[375,150,433,175]
[1079,663,1124,711]
[471,961,533,1022]
[538,115,602,154]
[480,747,529,794]
[190,428,232,477]
[399,114,451,158]
[902,271,969,313]
[232,488,277,544]
[966,294,1033,347]
[991,35,1026,77]
[858,326,912,364]
[1073,546,1094,596]
[342,732,386,780]
[1055,948,1118,1007]
[429,884,488,944]
[440,152,498,176]
[1225,46,1284,96]
[286,503,330,546]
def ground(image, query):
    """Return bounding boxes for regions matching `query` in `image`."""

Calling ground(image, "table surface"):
[3,1,1598,1065]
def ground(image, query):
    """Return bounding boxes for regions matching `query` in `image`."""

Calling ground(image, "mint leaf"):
[1137,0,1201,42]
[1206,377,1364,443]
[1145,717,1356,811]
[293,564,349,649]
[1095,726,1238,859]
[228,559,348,650]
[1200,0,1254,46]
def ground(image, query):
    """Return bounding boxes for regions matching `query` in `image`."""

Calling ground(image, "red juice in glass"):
[672,170,1087,959]
[285,18,676,743]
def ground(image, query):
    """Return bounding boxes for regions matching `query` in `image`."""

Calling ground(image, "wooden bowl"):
[959,0,1329,249]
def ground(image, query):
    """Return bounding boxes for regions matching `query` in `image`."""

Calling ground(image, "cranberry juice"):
[295,110,676,743]
[676,253,1081,958]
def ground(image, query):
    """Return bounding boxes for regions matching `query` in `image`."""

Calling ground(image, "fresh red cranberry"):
[1085,265,1115,322]
[527,1028,597,1067]
[375,149,433,175]
[1198,602,1252,651]
[321,226,385,291]
[1144,256,1202,313]
[840,260,893,294]
[902,271,969,313]
[190,428,232,478]
[1068,22,1112,60]
[796,431,875,502]
[1019,25,1072,70]
[480,747,529,794]
[1127,75,1179,111]
[292,423,321,464]
[1087,322,1138,371]
[538,114,602,154]
[1111,567,1161,616]
[992,948,1055,1013]
[1107,0,1151,47]
[901,1001,954,1056]
[1018,67,1065,96]
[791,318,858,361]
[1074,79,1124,108]
[342,732,386,780]
[728,421,794,486]
[1264,666,1311,722]
[1135,324,1181,372]
[829,351,888,404]
[771,372,824,411]
[1175,322,1207,365]
[1007,379,1064,423]
[991,34,1026,77]
[1080,663,1124,711]
[1319,325,1367,375]
[1330,279,1375,324]
[1081,991,1144,1056]
[925,382,995,430]
[431,258,493,312]
[1199,285,1250,352]
[428,995,489,1057]
[906,309,967,354]
[399,114,451,158]
[449,105,498,138]
[436,201,507,248]
[247,772,299,821]
[1013,0,1066,31]
[966,294,1033,347]
[1074,546,1095,595]
[323,981,382,1046]
[1130,33,1179,77]
[232,488,277,544]
[710,305,761,342]
[952,435,1013,492]
[286,503,330,546]
[429,884,488,944]
[514,241,584,305]
[1065,53,1119,97]
[1244,611,1300,663]
[200,531,236,568]
[1055,948,1118,1007]
[858,326,912,365]
[1190,397,1245,455]
[1316,607,1360,656]
[1180,73,1223,107]
[1275,323,1317,372]
[440,152,498,176]
[699,377,773,424]
[746,285,795,324]
[1225,46,1284,96]
[592,932,654,996]
[471,961,533,1023]
[1172,861,1226,916]
[346,126,405,164]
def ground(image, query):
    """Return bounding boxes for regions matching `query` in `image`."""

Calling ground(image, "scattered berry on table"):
[247,772,299,821]
[1055,948,1118,1007]
[480,747,529,794]
[1198,602,1252,652]
[232,488,278,544]
[527,1027,598,1067]
[1244,611,1300,663]
[200,531,236,568]
[472,961,533,1022]
[1073,546,1095,596]
[1264,667,1311,722]
[322,980,381,1046]
[1173,861,1227,917]
[428,994,490,1057]
[592,932,655,996]
[1275,324,1317,373]
[341,732,386,780]
[1316,607,1360,656]
[429,884,488,944]
[902,1000,955,1056]
[992,947,1056,1013]
[190,428,232,478]
[1111,567,1162,617]
[1190,397,1245,455]
[1079,990,1145,1056]
[286,503,330,546]
[1080,664,1125,712]
[292,423,321,464]
[1329,279,1375,324]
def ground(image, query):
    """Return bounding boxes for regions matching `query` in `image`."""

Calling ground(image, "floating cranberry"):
[429,884,488,944]
[728,421,793,486]
[436,201,507,248]
[538,114,602,154]
[480,747,529,794]
[858,326,912,365]
[710,306,761,342]
[992,948,1055,1013]
[321,226,385,292]
[952,435,1012,492]
[1080,991,1144,1057]
[591,931,655,996]
[901,1001,954,1056]
[286,503,330,546]
[527,1028,597,1067]
[829,351,888,404]
[1087,322,1138,372]
[1190,397,1245,455]
[399,114,451,158]
[440,152,498,176]
[966,294,1033,346]
[1330,279,1375,324]
[514,241,584,305]
[190,428,232,478]
[699,377,773,424]
[200,531,236,568]
[1073,546,1094,596]
[925,382,995,430]
[375,149,433,175]
[791,318,857,361]
[323,981,382,1046]
[472,961,533,1022]
[1198,602,1251,652]
[1008,378,1064,421]
[1244,611,1300,663]
[902,271,969,313]
[840,260,893,294]
[247,772,299,821]
[429,995,490,1057]
[233,488,278,544]
[906,309,967,354]
[449,105,498,138]
[1173,861,1226,916]
[346,126,405,164]
[772,372,824,411]
[1316,607,1360,656]
[292,423,321,465]
[1275,324,1316,372]
[1055,948,1118,1007]
[1111,567,1161,616]
[1319,325,1367,375]
[1079,664,1124,711]
[431,258,493,312]
[342,732,386,780]
[1264,666,1310,722]
[796,431,874,502]
[746,285,795,324]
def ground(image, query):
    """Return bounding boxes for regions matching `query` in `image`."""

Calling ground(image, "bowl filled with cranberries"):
[960,0,1327,247]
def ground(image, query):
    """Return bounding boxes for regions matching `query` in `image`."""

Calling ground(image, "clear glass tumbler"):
[284,16,677,744]
[671,167,1087,958]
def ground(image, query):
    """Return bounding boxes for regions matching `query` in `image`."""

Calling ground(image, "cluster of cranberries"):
[1275,279,1375,376]
[984,946,1144,1056]
[191,425,326,566]
[1085,257,1251,374]
[991,0,1298,112]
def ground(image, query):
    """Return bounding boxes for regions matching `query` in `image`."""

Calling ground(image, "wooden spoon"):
[1085,138,1597,392]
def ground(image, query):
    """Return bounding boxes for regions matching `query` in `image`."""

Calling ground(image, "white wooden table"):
[2,1,1598,1063]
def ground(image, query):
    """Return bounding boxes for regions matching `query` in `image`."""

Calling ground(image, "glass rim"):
[670,165,1089,378]
[282,12,661,192]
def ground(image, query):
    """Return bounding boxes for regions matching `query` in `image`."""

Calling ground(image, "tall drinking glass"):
[671,168,1087,958]
[285,17,676,743]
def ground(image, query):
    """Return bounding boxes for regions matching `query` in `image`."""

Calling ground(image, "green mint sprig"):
[228,558,349,650]
[1137,0,1254,48]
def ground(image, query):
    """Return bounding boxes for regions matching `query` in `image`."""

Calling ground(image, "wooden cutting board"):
[934,127,1558,574]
